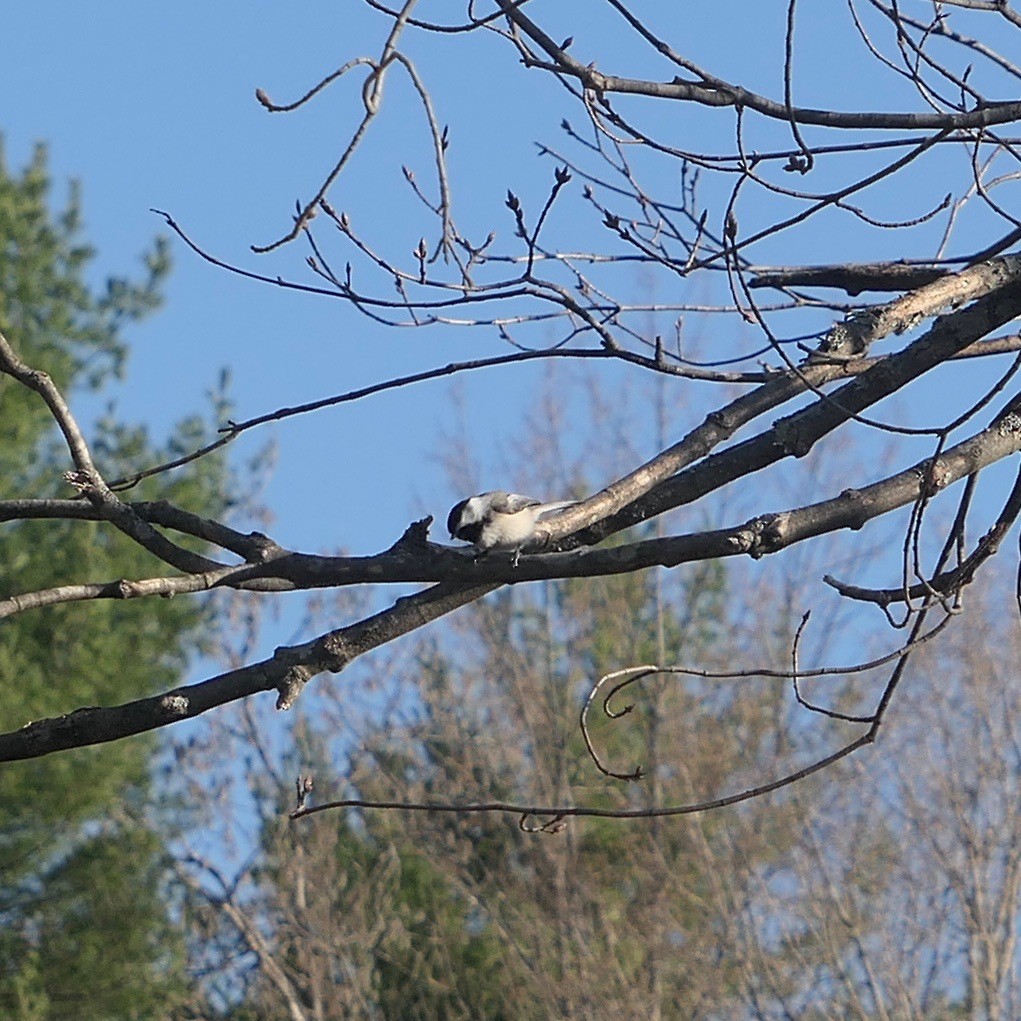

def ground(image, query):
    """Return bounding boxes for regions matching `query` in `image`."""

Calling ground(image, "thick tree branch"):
[824,460,1021,607]
[496,0,1021,131]
[749,262,950,294]
[0,498,286,562]
[0,578,496,762]
[3,389,1019,761]
[545,257,1021,544]
[2,260,1019,629]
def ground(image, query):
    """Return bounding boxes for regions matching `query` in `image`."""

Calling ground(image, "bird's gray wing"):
[535,500,576,519]
[486,491,541,514]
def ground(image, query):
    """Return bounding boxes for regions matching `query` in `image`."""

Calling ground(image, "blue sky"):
[2,5,663,554]
[3,4,468,553]
[3,3,1019,686]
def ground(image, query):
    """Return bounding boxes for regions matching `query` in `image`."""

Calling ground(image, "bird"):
[446,490,575,565]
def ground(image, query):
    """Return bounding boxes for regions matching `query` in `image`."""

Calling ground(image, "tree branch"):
[496,0,1021,131]
[3,389,1019,761]
[0,578,496,762]
[0,329,226,575]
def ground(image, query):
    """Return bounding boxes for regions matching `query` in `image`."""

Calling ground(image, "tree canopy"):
[0,143,231,1019]
[5,4,1021,1014]
[2,0,1021,820]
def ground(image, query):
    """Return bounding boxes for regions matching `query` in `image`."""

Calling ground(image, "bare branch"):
[496,0,1021,131]
[0,329,224,575]
[0,578,496,762]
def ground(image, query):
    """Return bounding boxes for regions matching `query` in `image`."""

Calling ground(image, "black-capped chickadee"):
[447,490,575,565]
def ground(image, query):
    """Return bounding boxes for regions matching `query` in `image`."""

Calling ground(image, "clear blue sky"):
[2,5,701,548]
[2,4,492,555]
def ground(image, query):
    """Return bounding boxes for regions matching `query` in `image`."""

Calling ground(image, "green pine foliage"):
[0,142,227,1019]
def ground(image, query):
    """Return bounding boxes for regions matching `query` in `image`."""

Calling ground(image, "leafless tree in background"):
[3,2,1021,822]
[752,595,1021,1020]
[171,420,1021,1018]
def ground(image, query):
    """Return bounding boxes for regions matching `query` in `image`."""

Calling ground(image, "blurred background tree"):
[0,142,235,1019]
[4,1,1021,1014]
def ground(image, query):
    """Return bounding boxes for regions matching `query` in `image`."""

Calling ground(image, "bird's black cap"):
[446,499,469,539]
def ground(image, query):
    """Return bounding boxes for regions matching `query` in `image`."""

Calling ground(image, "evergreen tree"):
[0,142,230,1018]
